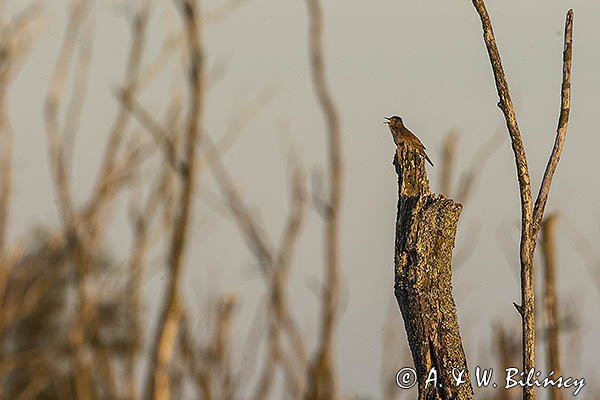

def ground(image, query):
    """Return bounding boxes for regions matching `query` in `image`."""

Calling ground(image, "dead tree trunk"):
[393,143,473,400]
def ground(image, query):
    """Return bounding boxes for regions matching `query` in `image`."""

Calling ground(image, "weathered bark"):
[393,143,473,400]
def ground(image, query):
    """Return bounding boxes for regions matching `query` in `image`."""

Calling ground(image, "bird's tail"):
[424,151,434,167]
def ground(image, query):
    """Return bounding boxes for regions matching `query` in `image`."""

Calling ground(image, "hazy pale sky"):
[6,0,600,398]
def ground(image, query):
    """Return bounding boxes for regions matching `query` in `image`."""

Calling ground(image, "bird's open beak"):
[383,116,391,124]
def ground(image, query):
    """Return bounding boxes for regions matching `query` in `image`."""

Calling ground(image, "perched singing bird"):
[384,116,434,166]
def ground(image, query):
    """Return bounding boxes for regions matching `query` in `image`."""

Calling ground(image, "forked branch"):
[470,3,574,399]
[533,11,574,236]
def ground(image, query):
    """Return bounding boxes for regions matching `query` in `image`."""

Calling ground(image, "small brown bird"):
[384,116,434,166]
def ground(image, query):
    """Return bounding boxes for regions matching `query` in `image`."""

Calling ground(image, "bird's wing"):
[404,127,427,150]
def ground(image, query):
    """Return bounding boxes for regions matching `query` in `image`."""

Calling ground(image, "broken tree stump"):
[393,143,473,400]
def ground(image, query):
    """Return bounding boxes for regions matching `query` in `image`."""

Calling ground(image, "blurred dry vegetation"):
[0,1,596,399]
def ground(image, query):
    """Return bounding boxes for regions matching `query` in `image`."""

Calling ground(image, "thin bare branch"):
[114,88,179,170]
[304,0,342,398]
[43,3,94,398]
[45,0,88,223]
[99,1,148,169]
[203,138,309,399]
[277,165,309,393]
[178,313,212,399]
[209,294,237,398]
[203,0,247,24]
[532,10,574,237]
[276,164,306,286]
[135,33,182,91]
[81,140,157,222]
[62,13,94,175]
[252,163,307,400]
[123,134,173,399]
[213,85,277,160]
[145,0,204,398]
[470,0,533,224]
[85,1,149,236]
[205,137,273,269]
[0,4,40,249]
